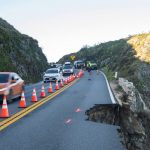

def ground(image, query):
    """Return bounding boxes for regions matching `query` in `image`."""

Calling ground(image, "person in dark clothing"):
[87,63,92,80]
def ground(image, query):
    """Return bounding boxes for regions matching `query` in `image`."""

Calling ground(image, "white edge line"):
[100,71,116,104]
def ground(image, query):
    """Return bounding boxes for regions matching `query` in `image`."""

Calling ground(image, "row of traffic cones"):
[0,74,80,118]
[19,87,38,108]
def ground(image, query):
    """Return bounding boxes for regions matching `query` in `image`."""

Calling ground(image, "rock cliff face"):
[0,18,48,83]
[117,78,150,150]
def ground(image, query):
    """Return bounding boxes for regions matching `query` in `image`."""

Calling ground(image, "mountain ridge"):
[58,32,150,108]
[0,18,48,83]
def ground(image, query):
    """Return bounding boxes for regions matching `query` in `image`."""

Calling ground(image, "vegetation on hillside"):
[0,18,48,83]
[59,33,150,108]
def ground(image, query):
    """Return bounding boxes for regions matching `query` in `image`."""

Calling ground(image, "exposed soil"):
[85,104,150,150]
[85,80,150,150]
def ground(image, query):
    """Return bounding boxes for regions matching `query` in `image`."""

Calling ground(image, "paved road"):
[0,71,125,150]
[0,76,69,121]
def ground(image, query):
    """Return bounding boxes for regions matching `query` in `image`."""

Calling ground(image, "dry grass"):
[128,33,150,63]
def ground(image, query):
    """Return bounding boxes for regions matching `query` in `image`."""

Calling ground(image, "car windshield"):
[92,63,97,66]
[0,74,9,83]
[63,65,72,69]
[46,69,58,73]
[77,62,84,64]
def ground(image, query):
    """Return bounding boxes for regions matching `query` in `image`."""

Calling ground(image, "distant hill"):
[0,18,48,83]
[58,33,150,108]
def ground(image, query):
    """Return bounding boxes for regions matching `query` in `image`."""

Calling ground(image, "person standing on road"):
[87,62,92,80]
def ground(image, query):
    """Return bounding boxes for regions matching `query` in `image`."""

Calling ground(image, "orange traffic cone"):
[19,91,27,108]
[40,84,46,98]
[31,88,38,102]
[60,79,64,88]
[0,95,9,118]
[69,75,72,82]
[80,70,84,77]
[64,79,68,85]
[72,74,75,80]
[81,70,84,76]
[67,77,70,83]
[71,75,73,81]
[55,80,59,90]
[78,70,82,78]
[48,82,53,93]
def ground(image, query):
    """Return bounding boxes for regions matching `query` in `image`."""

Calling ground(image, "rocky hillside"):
[59,33,150,109]
[0,18,48,83]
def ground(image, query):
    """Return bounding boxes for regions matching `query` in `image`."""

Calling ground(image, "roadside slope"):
[0,18,48,83]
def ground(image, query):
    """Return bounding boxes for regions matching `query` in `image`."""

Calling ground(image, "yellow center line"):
[0,78,79,131]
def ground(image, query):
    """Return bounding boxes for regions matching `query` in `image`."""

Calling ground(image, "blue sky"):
[0,0,150,62]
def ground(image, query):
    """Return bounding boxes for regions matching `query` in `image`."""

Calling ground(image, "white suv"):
[43,68,63,83]
[62,65,74,76]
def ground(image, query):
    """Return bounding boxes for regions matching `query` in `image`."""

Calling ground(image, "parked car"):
[91,63,98,70]
[0,72,24,102]
[43,68,63,83]
[86,61,98,70]
[56,64,63,71]
[49,62,57,68]
[74,60,85,69]
[62,65,74,76]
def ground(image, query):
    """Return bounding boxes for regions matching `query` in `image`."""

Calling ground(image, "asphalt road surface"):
[0,71,125,150]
